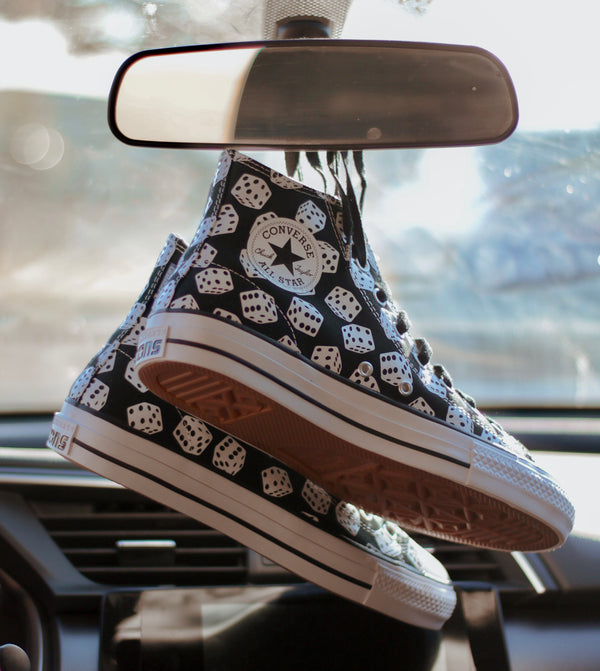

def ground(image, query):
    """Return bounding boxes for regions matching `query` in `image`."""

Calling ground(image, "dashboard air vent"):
[30,493,248,587]
[412,534,532,590]
[28,485,531,591]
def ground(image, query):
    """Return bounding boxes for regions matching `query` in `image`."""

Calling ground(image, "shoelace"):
[358,511,454,580]
[358,510,418,562]
[326,150,369,267]
[299,150,368,266]
[375,286,478,406]
[359,510,401,541]
[301,151,474,408]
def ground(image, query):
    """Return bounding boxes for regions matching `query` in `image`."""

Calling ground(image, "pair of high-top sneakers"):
[48,150,574,629]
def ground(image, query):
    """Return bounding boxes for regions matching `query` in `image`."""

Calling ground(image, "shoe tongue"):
[89,235,187,372]
[115,234,187,335]
[153,236,187,302]
[140,234,188,313]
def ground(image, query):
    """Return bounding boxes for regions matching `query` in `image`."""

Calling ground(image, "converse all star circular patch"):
[247,217,323,294]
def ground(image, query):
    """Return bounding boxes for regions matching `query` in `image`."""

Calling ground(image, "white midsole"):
[137,312,573,548]
[51,403,455,629]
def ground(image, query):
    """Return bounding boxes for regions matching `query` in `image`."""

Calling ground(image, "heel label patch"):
[47,415,77,455]
[136,327,168,364]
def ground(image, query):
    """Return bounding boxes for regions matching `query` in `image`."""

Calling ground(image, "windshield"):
[2,0,600,412]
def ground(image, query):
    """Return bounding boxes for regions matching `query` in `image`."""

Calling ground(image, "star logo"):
[268,238,305,275]
[246,217,323,294]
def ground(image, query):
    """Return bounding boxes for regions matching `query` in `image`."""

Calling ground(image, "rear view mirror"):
[108,40,518,150]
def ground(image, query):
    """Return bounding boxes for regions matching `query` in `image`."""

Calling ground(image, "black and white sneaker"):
[135,151,574,552]
[47,234,456,630]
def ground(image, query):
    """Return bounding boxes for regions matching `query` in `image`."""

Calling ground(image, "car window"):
[1,0,599,412]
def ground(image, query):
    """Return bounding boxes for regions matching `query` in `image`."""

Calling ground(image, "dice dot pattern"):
[134,151,489,450]
[446,405,474,433]
[253,211,279,226]
[80,378,109,411]
[335,502,361,536]
[287,297,323,336]
[173,415,212,455]
[194,268,234,295]
[122,318,147,346]
[69,366,94,401]
[124,358,148,393]
[295,200,326,233]
[193,244,217,269]
[170,294,199,311]
[191,216,215,247]
[349,258,375,291]
[232,174,272,210]
[318,241,339,274]
[213,307,242,323]
[480,427,502,445]
[301,480,332,515]
[156,235,178,267]
[342,325,375,353]
[127,403,163,435]
[212,436,246,475]
[325,287,361,322]
[262,467,293,497]
[175,253,195,278]
[212,204,239,236]
[57,157,525,561]
[380,352,413,387]
[379,308,403,346]
[310,346,342,374]
[278,335,300,352]
[97,345,117,373]
[419,367,447,399]
[334,210,345,240]
[270,171,301,189]
[239,249,262,278]
[121,302,145,329]
[233,153,254,166]
[213,151,232,183]
[239,290,278,324]
[153,280,177,311]
[409,397,435,416]
[348,366,380,391]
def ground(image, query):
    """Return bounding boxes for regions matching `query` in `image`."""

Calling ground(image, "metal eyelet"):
[353,254,370,273]
[357,361,373,377]
[399,381,413,396]
[373,287,388,306]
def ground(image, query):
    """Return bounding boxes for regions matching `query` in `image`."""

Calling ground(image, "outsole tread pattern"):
[142,360,559,552]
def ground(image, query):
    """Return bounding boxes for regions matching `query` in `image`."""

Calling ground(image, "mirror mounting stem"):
[276,19,331,39]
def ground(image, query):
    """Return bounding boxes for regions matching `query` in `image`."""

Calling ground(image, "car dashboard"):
[0,414,598,671]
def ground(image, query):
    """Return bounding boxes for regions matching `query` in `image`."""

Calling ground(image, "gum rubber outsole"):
[142,359,560,553]
[136,313,574,552]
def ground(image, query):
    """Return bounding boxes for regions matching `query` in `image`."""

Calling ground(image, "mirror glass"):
[109,40,518,150]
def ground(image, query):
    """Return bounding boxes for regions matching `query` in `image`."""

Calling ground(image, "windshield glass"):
[2,0,600,412]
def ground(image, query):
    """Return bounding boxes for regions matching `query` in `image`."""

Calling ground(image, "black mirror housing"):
[108,39,518,150]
